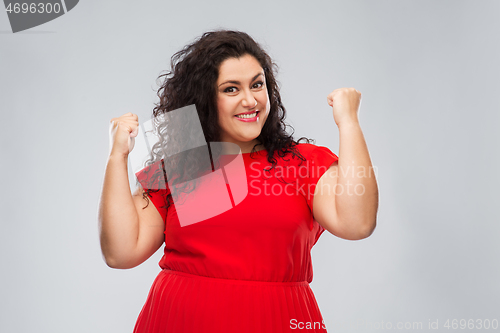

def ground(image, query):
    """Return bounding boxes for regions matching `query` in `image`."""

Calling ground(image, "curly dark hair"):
[137,29,314,217]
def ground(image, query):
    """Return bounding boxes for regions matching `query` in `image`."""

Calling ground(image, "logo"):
[3,0,79,33]
[130,105,249,227]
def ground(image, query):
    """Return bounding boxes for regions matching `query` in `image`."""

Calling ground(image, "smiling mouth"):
[235,111,259,119]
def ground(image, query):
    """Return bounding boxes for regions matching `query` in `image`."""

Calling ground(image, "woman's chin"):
[241,134,262,143]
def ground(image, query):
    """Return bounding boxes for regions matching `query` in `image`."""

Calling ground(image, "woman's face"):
[216,54,270,151]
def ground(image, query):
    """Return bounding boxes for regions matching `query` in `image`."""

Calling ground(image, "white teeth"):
[236,112,257,119]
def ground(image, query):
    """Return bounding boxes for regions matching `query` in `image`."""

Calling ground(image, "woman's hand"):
[108,112,139,158]
[327,87,362,128]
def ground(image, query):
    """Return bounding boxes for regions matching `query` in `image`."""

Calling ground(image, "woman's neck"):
[218,140,265,155]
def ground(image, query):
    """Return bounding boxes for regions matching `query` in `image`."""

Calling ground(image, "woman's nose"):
[241,90,257,108]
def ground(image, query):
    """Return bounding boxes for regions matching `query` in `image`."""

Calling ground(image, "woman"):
[98,30,378,332]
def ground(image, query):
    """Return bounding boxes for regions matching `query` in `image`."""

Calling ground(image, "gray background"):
[1,0,499,332]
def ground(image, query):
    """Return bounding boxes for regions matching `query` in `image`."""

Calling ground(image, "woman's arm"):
[313,88,378,240]
[97,113,165,269]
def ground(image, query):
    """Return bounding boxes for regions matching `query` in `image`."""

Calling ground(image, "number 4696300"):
[5,2,62,14]
[444,319,498,330]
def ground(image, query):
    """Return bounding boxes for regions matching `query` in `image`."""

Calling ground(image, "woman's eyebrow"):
[218,73,264,87]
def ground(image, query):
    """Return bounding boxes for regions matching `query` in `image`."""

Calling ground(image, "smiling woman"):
[98,29,378,333]
[216,54,270,151]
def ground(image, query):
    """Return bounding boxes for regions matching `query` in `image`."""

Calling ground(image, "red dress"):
[133,143,338,333]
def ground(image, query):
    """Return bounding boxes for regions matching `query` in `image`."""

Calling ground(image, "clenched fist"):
[327,87,362,128]
[108,112,139,158]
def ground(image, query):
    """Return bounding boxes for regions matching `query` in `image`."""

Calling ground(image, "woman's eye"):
[224,87,237,93]
[253,81,264,89]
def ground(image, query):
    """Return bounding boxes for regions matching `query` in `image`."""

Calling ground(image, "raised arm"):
[98,113,165,269]
[313,88,378,240]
